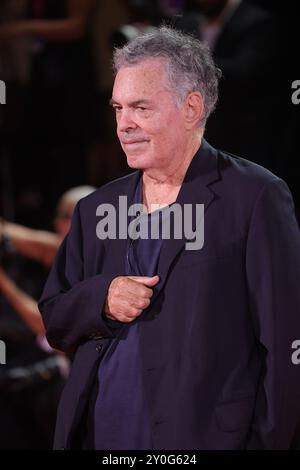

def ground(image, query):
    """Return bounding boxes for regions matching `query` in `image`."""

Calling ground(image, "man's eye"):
[137,107,147,111]
[113,106,122,112]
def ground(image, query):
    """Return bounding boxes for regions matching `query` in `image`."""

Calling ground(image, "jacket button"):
[96,344,103,353]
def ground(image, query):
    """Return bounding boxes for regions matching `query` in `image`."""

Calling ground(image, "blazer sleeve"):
[245,177,300,449]
[38,201,116,352]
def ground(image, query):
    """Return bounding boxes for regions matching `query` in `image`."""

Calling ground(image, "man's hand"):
[104,275,160,323]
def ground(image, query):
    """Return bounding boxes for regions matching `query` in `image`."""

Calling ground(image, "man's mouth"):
[122,139,149,145]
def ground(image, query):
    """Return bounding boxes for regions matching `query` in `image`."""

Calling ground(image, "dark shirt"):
[91,176,169,450]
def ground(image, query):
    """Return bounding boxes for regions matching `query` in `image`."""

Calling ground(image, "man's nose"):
[117,109,137,133]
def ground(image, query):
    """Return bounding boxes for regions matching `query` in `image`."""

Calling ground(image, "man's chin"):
[126,153,147,169]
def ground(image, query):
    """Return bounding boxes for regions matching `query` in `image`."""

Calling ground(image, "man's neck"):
[142,135,202,211]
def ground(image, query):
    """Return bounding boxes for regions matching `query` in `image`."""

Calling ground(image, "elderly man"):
[39,27,300,450]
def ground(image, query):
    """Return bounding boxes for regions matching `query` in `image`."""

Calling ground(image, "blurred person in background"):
[110,0,162,48]
[0,0,30,224]
[0,0,98,224]
[0,185,95,449]
[175,0,285,174]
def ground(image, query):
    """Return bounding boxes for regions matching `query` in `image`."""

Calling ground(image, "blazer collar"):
[104,139,220,283]
[155,138,220,297]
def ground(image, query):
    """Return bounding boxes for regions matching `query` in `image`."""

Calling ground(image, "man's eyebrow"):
[109,99,152,107]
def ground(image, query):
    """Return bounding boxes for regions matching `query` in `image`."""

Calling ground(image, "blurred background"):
[0,0,299,449]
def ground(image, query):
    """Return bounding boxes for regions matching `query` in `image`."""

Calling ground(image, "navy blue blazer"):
[39,140,300,449]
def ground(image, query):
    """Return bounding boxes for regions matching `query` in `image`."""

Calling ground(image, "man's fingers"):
[105,275,160,323]
[121,293,151,311]
[110,292,150,311]
[133,297,151,310]
[126,283,154,299]
[107,299,143,323]
[128,275,160,287]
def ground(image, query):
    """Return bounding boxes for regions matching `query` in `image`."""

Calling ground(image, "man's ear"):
[184,92,204,129]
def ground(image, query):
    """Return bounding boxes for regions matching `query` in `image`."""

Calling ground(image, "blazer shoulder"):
[217,149,284,197]
[77,171,139,208]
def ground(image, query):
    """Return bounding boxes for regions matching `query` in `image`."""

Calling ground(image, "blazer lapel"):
[103,140,220,281]
[154,139,220,297]
[103,170,141,274]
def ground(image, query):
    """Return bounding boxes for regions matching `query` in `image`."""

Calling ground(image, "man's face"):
[111,59,187,172]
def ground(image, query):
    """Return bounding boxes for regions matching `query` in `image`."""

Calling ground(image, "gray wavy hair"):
[113,26,222,127]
